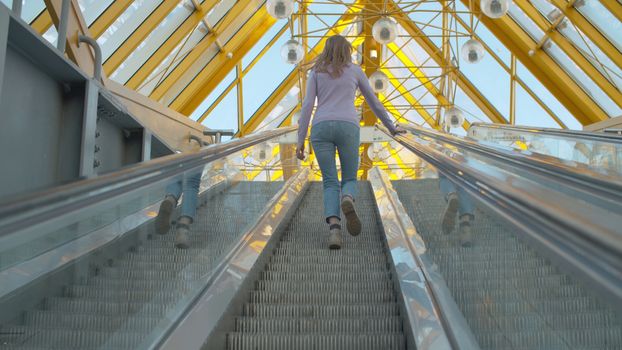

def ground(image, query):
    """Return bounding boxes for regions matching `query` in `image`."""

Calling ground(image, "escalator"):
[394,179,622,349]
[1,125,621,350]
[1,182,281,349]
[226,183,405,349]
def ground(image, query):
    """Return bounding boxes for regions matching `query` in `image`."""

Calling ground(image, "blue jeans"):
[166,172,202,221]
[311,121,360,221]
[439,175,474,217]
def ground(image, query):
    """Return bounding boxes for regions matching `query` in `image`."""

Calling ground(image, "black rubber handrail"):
[0,126,296,236]
[386,127,622,310]
[470,122,622,144]
[403,124,622,206]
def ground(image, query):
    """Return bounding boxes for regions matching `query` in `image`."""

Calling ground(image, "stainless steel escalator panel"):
[392,178,622,350]
[158,168,310,350]
[369,167,478,350]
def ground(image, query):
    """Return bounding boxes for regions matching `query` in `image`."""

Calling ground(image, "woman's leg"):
[335,123,360,201]
[335,122,361,236]
[310,123,341,222]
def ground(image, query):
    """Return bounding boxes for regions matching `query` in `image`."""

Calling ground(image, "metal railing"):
[385,125,622,310]
[470,123,622,144]
[0,126,297,237]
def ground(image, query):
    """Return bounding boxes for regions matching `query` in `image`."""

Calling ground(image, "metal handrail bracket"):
[369,167,480,350]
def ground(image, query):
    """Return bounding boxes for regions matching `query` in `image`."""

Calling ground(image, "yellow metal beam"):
[549,0,622,69]
[103,1,196,77]
[88,0,133,39]
[238,4,362,136]
[31,10,52,34]
[169,8,277,115]
[383,1,507,125]
[149,0,262,102]
[516,1,622,109]
[459,0,607,125]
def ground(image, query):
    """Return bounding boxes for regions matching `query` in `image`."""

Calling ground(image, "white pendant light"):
[372,17,398,44]
[266,0,295,19]
[369,71,389,93]
[480,0,511,19]
[461,39,485,64]
[444,107,464,129]
[280,39,304,64]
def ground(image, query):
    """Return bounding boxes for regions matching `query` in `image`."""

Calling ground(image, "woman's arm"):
[356,67,398,134]
[297,71,317,148]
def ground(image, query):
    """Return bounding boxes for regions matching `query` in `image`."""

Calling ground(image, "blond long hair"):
[312,35,352,78]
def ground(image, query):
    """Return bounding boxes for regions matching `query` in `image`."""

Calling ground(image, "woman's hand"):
[392,126,407,136]
[296,145,306,160]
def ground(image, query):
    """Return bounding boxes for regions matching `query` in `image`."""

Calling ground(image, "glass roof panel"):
[516,60,581,129]
[573,1,622,52]
[545,42,621,117]
[515,83,561,129]
[98,0,164,60]
[530,0,622,90]
[110,1,193,84]
[200,86,238,132]
[77,0,114,26]
[241,23,295,121]
[509,4,622,117]
[190,69,236,121]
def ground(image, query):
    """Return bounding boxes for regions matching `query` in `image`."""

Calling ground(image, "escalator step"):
[227,333,405,350]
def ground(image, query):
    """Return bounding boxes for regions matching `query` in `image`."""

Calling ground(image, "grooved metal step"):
[225,182,405,350]
[393,179,622,350]
[1,182,282,350]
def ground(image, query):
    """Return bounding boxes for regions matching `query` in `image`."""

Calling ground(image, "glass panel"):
[41,23,58,46]
[0,133,297,348]
[77,0,114,26]
[545,42,622,117]
[530,0,622,91]
[515,61,581,129]
[392,160,622,349]
[574,0,622,52]
[97,0,164,60]
[509,4,622,117]
[242,23,287,70]
[242,32,295,121]
[255,85,300,132]
[470,124,622,177]
[23,0,45,23]
[110,1,193,83]
[190,69,236,121]
[200,84,238,132]
[515,83,561,128]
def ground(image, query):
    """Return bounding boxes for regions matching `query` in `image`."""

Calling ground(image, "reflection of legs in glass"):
[156,181,182,235]
[439,175,474,247]
[174,172,202,249]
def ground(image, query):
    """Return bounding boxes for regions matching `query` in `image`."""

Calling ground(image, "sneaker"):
[155,195,176,235]
[441,192,459,234]
[328,224,342,250]
[459,216,473,247]
[341,196,361,236]
[174,216,192,249]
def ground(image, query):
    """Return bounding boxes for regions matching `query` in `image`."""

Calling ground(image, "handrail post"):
[77,35,102,82]
[12,0,22,17]
[56,0,71,53]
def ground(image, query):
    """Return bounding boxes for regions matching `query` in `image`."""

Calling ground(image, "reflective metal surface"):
[369,167,479,350]
[157,168,310,350]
